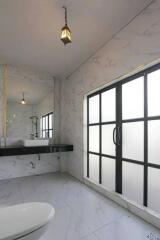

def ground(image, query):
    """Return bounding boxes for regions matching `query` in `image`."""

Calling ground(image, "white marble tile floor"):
[0,173,159,240]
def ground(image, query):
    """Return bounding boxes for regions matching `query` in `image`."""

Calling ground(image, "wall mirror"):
[5,66,54,146]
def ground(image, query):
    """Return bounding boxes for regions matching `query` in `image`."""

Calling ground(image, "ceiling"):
[0,0,152,78]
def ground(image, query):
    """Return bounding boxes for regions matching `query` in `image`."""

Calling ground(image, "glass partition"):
[87,63,160,213]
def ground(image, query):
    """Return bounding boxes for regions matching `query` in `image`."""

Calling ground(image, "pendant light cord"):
[62,6,67,25]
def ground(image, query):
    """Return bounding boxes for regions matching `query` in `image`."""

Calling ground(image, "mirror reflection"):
[6,67,54,146]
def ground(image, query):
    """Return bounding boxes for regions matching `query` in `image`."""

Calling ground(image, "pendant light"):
[61,6,72,45]
[21,92,26,105]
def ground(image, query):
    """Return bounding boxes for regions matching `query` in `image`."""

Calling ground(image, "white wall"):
[60,0,160,181]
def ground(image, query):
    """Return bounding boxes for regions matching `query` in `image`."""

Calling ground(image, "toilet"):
[0,202,55,240]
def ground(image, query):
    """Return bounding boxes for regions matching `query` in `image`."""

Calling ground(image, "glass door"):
[87,63,160,213]
[87,94,100,184]
[147,68,160,213]
[101,87,116,191]
[87,86,117,191]
[121,76,144,205]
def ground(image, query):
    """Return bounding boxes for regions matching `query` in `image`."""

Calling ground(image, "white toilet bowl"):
[0,202,55,240]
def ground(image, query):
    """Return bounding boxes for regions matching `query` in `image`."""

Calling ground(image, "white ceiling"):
[0,0,152,78]
[8,73,54,104]
[6,66,54,104]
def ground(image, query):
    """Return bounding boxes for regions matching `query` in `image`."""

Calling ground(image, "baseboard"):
[84,177,160,229]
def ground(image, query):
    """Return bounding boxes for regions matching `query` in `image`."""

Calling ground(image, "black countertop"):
[0,144,73,157]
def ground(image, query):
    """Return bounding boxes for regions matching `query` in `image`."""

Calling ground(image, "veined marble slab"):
[84,177,160,230]
[0,173,160,240]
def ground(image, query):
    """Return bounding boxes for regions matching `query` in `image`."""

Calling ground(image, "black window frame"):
[87,62,160,207]
[41,112,53,138]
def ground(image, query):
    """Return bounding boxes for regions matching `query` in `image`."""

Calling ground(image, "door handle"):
[117,126,121,146]
[113,126,121,146]
[113,127,117,145]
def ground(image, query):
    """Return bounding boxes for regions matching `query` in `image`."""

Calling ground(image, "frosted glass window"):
[102,124,116,156]
[122,77,144,119]
[49,114,52,129]
[45,116,48,129]
[102,88,115,122]
[122,162,143,205]
[148,167,160,213]
[40,118,42,138]
[122,122,144,161]
[43,117,45,129]
[89,154,99,183]
[148,69,160,116]
[89,126,99,153]
[49,130,52,138]
[148,120,160,165]
[42,131,45,138]
[102,157,115,191]
[89,95,99,123]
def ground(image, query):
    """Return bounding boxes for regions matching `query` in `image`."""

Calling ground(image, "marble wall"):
[60,0,160,181]
[1,1,160,181]
[0,67,4,138]
[7,102,36,139]
[37,91,54,117]
[0,153,60,180]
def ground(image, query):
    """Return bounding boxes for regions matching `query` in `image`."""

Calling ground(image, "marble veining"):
[0,154,60,180]
[0,172,159,240]
[60,0,160,181]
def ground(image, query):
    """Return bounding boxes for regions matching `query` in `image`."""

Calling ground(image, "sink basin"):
[22,139,49,147]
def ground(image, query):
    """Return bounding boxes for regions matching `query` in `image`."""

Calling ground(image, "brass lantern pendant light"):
[61,6,72,45]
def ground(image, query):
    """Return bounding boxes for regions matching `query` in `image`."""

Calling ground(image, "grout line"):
[66,0,155,79]
[80,215,126,240]
[92,216,124,235]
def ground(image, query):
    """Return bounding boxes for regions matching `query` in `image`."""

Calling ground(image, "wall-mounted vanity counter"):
[0,144,73,157]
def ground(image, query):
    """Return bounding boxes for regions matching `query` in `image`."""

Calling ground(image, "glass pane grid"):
[87,89,116,185]
[122,76,144,120]
[40,112,53,139]
[89,154,99,183]
[122,158,160,170]
[89,125,99,153]
[88,121,116,126]
[148,167,160,213]
[122,121,144,162]
[101,88,116,122]
[102,157,115,191]
[87,64,160,212]
[102,124,116,156]
[148,119,160,166]
[122,118,144,123]
[89,95,100,124]
[148,69,160,117]
[89,151,116,159]
[122,162,144,205]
